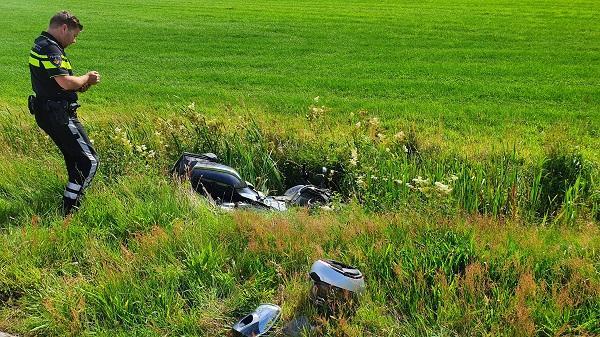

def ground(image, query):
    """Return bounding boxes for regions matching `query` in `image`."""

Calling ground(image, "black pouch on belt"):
[27,95,37,114]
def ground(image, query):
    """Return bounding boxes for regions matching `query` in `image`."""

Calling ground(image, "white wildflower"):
[412,176,429,185]
[350,148,358,166]
[394,131,406,141]
[434,181,452,194]
[356,175,365,187]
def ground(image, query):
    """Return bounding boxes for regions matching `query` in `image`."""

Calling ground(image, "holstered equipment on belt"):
[47,100,80,114]
[29,95,80,116]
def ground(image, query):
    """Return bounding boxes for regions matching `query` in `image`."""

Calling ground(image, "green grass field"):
[0,0,599,336]
[1,0,599,155]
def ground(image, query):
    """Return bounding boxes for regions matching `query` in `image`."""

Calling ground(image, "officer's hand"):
[87,71,101,85]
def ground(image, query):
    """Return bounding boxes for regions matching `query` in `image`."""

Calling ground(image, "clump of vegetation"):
[535,147,591,221]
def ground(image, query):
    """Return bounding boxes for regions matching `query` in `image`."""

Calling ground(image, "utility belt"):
[28,95,80,116]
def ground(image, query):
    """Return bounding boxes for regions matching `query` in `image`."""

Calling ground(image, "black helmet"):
[283,185,331,206]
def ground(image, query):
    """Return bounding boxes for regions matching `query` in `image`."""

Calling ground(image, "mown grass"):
[0,0,599,335]
[0,0,598,156]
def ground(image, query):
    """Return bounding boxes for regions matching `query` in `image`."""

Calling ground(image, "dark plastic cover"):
[190,162,249,202]
[171,152,219,176]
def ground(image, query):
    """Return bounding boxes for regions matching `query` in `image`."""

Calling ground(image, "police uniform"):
[29,31,98,215]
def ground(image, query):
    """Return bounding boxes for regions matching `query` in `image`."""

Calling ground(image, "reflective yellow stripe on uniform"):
[41,60,58,69]
[29,56,41,67]
[40,60,71,70]
[31,51,71,70]
[61,60,72,70]
[30,50,47,59]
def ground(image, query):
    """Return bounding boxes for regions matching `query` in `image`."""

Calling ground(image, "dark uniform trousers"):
[34,100,98,214]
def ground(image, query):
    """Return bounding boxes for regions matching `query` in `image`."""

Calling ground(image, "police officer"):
[29,11,101,216]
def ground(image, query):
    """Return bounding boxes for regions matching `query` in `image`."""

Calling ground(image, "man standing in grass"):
[28,11,101,216]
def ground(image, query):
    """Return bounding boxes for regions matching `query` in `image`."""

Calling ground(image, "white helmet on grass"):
[309,259,365,314]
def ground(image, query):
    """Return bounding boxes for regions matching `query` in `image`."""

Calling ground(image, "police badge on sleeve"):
[49,54,62,67]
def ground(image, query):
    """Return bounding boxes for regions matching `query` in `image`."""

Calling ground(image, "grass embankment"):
[2,105,598,224]
[1,170,599,336]
[0,0,599,335]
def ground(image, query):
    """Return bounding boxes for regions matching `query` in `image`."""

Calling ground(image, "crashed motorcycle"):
[171,152,332,211]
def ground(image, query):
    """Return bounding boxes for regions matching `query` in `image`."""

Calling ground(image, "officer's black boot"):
[62,196,80,216]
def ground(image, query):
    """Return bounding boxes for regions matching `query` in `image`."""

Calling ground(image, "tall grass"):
[1,106,598,335]
[2,104,596,225]
[1,178,598,335]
